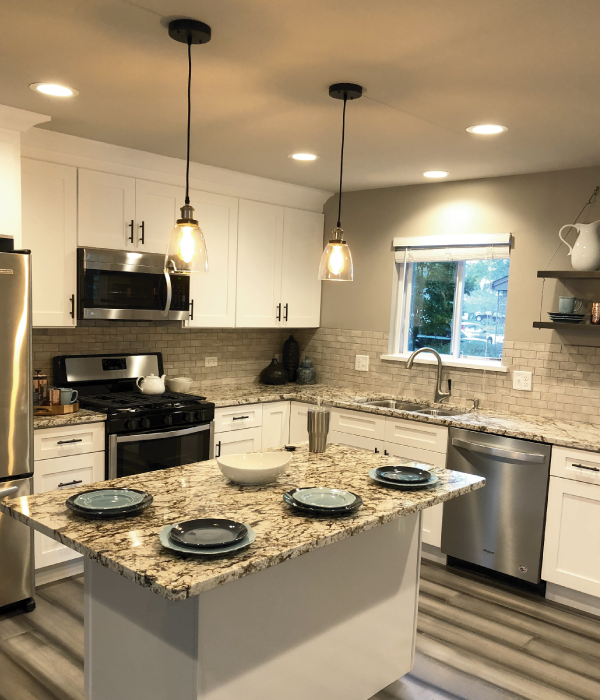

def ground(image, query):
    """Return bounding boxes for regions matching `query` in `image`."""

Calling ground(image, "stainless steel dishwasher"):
[442,427,551,584]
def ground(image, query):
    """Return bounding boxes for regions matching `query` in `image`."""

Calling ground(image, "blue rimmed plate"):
[159,523,255,556]
[66,488,153,519]
[291,487,359,509]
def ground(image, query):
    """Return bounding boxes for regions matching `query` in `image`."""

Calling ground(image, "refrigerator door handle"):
[0,487,18,499]
[451,437,546,463]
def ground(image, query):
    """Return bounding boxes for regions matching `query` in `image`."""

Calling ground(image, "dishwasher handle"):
[451,437,546,463]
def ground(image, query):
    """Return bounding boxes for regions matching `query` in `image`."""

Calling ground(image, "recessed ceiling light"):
[289,153,319,161]
[422,171,449,179]
[30,83,78,97]
[466,124,507,135]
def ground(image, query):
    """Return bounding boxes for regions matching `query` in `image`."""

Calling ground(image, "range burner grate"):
[80,391,207,410]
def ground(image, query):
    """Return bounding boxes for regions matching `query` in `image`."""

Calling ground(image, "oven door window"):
[116,425,211,479]
[83,269,188,312]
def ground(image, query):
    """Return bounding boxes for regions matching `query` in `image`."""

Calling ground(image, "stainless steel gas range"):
[53,353,214,479]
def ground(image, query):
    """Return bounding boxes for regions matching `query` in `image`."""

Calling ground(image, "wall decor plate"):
[368,469,439,490]
[169,519,248,549]
[375,465,431,483]
[159,524,255,556]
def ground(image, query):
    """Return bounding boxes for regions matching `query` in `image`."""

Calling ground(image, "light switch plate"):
[513,371,532,391]
[205,357,218,367]
[355,355,369,372]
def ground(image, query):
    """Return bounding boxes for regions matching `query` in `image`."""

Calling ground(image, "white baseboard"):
[546,582,600,617]
[36,557,84,587]
[421,544,447,565]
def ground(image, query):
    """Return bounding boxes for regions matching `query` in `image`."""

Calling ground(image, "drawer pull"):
[216,441,221,458]
[572,463,600,472]
[58,480,83,489]
[232,416,249,421]
[57,439,83,445]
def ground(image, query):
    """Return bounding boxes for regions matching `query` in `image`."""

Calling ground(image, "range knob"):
[184,411,196,423]
[164,415,173,426]
[125,419,139,431]
[140,417,151,430]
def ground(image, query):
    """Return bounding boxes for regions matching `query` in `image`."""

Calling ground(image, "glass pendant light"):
[165,19,212,275]
[318,83,363,282]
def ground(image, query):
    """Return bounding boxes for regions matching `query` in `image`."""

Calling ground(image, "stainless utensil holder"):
[307,406,330,453]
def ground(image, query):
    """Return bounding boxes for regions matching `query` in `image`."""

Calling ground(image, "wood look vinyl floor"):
[0,561,599,700]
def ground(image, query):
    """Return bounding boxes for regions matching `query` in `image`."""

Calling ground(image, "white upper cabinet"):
[281,208,323,328]
[78,170,136,250]
[236,200,323,328]
[236,200,284,328]
[186,189,238,328]
[21,159,77,327]
[135,179,184,254]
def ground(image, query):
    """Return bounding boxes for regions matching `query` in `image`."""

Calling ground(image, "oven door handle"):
[116,423,211,444]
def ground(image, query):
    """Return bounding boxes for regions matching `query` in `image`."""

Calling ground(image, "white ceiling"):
[2,0,600,191]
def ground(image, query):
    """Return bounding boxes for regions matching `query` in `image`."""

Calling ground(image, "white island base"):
[84,512,421,700]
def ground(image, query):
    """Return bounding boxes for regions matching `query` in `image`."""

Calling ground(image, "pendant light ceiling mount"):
[328,83,363,101]
[168,19,211,45]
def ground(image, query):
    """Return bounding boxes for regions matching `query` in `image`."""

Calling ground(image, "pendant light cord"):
[185,37,192,206]
[337,94,348,228]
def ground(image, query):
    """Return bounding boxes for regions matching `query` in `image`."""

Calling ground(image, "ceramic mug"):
[558,296,583,314]
[59,388,79,405]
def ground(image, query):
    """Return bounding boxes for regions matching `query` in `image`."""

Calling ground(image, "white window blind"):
[393,233,511,263]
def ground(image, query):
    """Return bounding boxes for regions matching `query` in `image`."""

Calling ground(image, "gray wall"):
[321,166,600,344]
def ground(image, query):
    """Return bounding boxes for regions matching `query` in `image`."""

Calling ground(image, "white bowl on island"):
[217,452,292,485]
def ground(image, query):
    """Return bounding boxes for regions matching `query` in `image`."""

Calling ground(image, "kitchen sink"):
[413,408,468,418]
[361,399,430,411]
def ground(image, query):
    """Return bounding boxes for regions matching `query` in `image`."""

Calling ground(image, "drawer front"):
[289,402,309,444]
[551,446,600,485]
[34,422,105,461]
[384,417,448,454]
[215,404,263,433]
[214,426,262,457]
[382,442,446,469]
[329,408,386,440]
[328,430,384,454]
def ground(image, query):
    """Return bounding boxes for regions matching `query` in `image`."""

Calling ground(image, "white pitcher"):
[558,220,600,271]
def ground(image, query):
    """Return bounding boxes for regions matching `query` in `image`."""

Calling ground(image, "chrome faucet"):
[406,347,451,404]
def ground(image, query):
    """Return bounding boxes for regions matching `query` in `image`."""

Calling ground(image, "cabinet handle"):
[57,439,83,445]
[128,220,134,243]
[384,450,389,456]
[58,480,83,489]
[374,448,379,454]
[284,303,289,321]
[232,416,249,421]
[572,463,600,472]
[140,221,145,244]
[189,299,194,321]
[276,303,282,321]
[69,294,75,319]
[216,440,221,458]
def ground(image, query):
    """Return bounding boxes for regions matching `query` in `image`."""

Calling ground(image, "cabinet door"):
[34,451,105,569]
[21,159,77,327]
[542,476,600,597]
[215,427,262,457]
[384,417,448,453]
[78,169,136,250]
[236,200,283,328]
[135,179,184,254]
[262,402,290,449]
[330,408,386,441]
[186,189,238,328]
[384,442,446,548]
[290,402,310,443]
[329,430,384,454]
[280,208,323,328]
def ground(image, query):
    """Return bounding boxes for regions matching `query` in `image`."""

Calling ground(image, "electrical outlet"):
[355,355,369,372]
[513,371,532,391]
[205,357,218,367]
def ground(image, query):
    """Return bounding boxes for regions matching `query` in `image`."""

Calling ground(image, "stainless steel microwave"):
[77,248,190,321]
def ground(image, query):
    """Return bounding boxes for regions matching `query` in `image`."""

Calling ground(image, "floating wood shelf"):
[537,270,600,279]
[533,322,599,331]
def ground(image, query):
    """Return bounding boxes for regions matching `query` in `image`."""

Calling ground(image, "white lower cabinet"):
[543,446,600,597]
[34,450,104,569]
[262,401,290,449]
[290,402,310,443]
[215,427,262,457]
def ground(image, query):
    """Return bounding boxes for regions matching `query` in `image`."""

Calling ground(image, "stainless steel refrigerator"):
[0,250,35,612]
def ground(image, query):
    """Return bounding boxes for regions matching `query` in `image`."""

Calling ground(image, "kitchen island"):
[1,444,484,700]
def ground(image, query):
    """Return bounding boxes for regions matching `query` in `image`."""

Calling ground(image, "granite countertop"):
[198,383,600,454]
[0,443,484,601]
[33,408,107,430]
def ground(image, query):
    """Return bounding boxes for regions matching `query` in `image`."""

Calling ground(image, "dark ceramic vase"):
[296,356,316,385]
[259,358,288,385]
[282,335,300,382]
